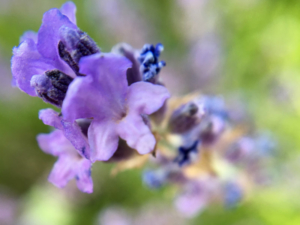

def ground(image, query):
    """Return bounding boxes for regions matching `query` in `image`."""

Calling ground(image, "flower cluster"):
[12,2,169,193]
[11,1,275,217]
[142,95,276,217]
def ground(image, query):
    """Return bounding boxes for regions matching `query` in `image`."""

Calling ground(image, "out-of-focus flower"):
[98,203,189,225]
[62,53,170,162]
[223,181,243,208]
[98,207,132,225]
[0,192,19,225]
[11,1,99,107]
[168,100,205,134]
[37,129,93,193]
[175,177,219,217]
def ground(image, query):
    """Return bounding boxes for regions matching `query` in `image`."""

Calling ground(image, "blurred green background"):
[1,0,300,224]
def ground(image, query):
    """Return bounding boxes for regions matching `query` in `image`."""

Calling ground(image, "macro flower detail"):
[138,43,166,82]
[112,42,166,85]
[62,53,170,162]
[39,108,91,159]
[11,1,99,107]
[9,1,278,217]
[37,129,93,193]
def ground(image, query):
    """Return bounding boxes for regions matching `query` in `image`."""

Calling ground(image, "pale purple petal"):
[76,159,93,193]
[11,39,55,96]
[38,129,93,193]
[117,113,155,155]
[39,108,63,130]
[37,7,77,75]
[37,129,72,156]
[60,1,77,25]
[88,120,119,161]
[48,155,78,188]
[126,81,170,115]
[39,108,90,158]
[62,53,132,122]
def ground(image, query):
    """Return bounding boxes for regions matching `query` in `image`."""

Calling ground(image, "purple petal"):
[117,112,155,155]
[37,7,77,75]
[126,82,170,115]
[37,129,73,156]
[39,108,90,158]
[20,31,37,43]
[38,129,93,193]
[11,39,55,96]
[62,53,132,122]
[60,1,77,25]
[48,155,77,188]
[75,159,93,193]
[39,108,63,130]
[88,120,119,161]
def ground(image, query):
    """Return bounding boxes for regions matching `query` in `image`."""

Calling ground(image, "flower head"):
[62,53,170,162]
[11,2,99,107]
[37,129,93,193]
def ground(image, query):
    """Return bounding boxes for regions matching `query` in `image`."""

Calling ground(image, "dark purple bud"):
[31,70,73,107]
[169,101,204,134]
[59,27,100,76]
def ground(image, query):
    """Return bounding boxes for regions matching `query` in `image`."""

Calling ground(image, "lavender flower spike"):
[62,53,170,162]
[37,129,93,193]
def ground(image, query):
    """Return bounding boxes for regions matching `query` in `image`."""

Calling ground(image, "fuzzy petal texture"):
[62,53,132,122]
[20,31,38,43]
[126,81,170,115]
[37,130,93,193]
[60,1,77,25]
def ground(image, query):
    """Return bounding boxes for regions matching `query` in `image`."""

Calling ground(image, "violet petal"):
[88,120,119,161]
[60,1,77,25]
[117,112,155,155]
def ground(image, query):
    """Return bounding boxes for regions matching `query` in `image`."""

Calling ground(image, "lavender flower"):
[11,1,99,107]
[224,182,243,208]
[62,53,170,161]
[37,129,93,193]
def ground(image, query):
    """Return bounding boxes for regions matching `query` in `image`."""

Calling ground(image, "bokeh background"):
[1,0,300,224]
